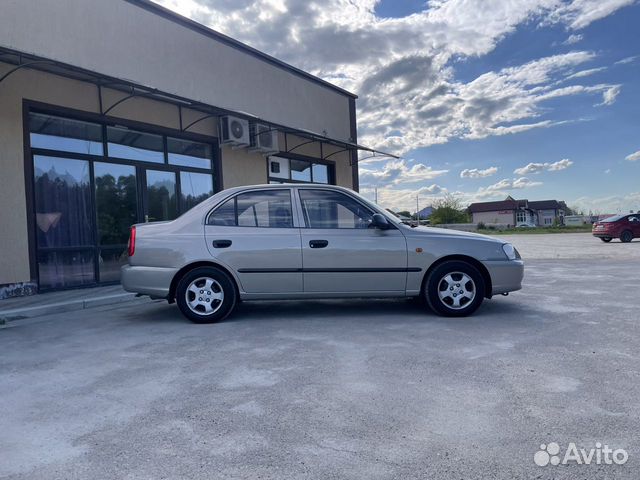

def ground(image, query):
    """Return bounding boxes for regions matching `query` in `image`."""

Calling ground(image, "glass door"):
[144,169,178,222]
[94,162,139,282]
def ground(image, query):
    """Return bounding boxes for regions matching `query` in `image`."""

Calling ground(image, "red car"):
[592,214,640,243]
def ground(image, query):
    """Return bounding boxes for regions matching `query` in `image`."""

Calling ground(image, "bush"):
[477,221,486,230]
[429,194,470,224]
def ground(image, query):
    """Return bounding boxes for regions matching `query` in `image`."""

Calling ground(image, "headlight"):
[502,243,517,260]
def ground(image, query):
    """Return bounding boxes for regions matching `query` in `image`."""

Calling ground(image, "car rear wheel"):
[621,230,633,243]
[424,260,485,317]
[600,237,612,243]
[176,267,237,323]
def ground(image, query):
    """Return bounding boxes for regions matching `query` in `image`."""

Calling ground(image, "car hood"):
[403,225,505,243]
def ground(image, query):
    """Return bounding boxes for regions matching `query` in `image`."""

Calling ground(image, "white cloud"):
[615,55,638,65]
[460,167,498,178]
[544,0,637,30]
[474,177,543,199]
[152,0,632,156]
[547,158,574,170]
[626,150,640,162]
[596,85,621,106]
[513,159,574,174]
[564,33,583,44]
[359,159,448,186]
[565,66,607,79]
[572,191,640,214]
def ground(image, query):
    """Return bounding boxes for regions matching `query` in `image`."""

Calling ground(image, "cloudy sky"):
[154,0,639,213]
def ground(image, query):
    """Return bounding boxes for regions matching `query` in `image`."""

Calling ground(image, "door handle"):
[212,239,232,248]
[309,240,329,249]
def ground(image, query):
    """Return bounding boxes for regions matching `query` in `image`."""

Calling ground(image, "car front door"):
[629,215,640,236]
[205,188,302,294]
[297,188,408,293]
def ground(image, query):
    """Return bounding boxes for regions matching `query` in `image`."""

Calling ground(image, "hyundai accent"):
[122,184,524,323]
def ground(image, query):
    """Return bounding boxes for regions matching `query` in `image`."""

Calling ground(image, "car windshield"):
[601,215,625,222]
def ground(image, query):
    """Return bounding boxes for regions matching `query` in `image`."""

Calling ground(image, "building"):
[417,206,434,220]
[0,0,392,298]
[468,196,567,227]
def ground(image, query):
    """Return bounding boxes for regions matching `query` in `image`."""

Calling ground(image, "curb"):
[0,292,142,323]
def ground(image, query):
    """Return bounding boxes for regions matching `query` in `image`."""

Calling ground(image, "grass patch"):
[477,225,593,235]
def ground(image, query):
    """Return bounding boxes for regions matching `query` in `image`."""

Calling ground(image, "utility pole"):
[416,195,419,226]
[374,187,378,204]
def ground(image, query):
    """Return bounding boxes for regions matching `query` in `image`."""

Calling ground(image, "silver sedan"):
[122,184,523,323]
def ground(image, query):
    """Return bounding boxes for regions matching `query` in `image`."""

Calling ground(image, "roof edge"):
[125,0,357,99]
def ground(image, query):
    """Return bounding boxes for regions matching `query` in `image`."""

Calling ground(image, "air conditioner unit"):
[250,123,279,154]
[219,116,250,146]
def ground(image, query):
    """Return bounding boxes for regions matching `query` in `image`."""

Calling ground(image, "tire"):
[424,260,485,317]
[620,230,633,243]
[175,267,237,323]
[600,237,612,243]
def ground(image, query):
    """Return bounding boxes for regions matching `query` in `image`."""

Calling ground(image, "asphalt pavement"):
[1,233,639,479]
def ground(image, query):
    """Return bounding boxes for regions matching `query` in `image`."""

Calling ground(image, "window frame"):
[266,153,335,185]
[207,188,296,229]
[23,100,220,291]
[297,188,380,230]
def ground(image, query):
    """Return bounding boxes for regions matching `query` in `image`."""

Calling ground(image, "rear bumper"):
[483,260,524,296]
[121,265,178,298]
[592,232,614,238]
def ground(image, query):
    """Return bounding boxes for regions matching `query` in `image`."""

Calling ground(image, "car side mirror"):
[371,213,391,230]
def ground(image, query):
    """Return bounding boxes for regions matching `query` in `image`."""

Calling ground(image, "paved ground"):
[1,233,639,479]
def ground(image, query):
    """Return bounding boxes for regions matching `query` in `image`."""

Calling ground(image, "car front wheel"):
[424,260,486,317]
[600,237,612,243]
[621,230,633,243]
[176,267,237,323]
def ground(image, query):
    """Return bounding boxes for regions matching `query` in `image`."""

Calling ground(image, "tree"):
[429,193,470,225]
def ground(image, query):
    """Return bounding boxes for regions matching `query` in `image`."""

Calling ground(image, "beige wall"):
[472,211,515,225]
[0,64,219,285]
[0,63,355,286]
[1,0,352,140]
[221,147,268,188]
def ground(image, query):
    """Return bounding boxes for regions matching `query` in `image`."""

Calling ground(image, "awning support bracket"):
[102,88,155,115]
[323,147,350,160]
[182,113,217,132]
[287,138,316,153]
[0,59,58,85]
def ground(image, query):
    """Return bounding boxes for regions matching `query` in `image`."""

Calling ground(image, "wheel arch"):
[422,255,493,299]
[168,261,240,303]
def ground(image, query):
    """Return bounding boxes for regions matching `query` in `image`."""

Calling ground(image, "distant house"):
[468,196,566,227]
[417,206,433,220]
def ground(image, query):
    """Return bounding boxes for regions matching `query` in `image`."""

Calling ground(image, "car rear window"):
[207,190,294,228]
[601,215,625,222]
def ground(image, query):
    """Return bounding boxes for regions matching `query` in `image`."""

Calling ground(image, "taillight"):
[128,226,136,257]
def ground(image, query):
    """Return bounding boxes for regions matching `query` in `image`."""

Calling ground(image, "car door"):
[205,188,302,294]
[297,188,408,293]
[629,215,640,236]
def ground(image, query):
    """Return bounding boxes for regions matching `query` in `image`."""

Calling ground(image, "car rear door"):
[205,188,302,294]
[296,188,408,293]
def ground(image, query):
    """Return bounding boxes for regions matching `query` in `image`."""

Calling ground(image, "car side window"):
[299,189,374,229]
[207,190,294,228]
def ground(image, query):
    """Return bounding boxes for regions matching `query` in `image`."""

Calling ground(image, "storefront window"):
[267,156,334,185]
[107,125,164,163]
[180,171,214,212]
[30,113,103,155]
[168,137,212,169]
[29,110,216,290]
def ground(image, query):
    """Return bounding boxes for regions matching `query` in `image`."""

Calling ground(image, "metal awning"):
[0,47,398,164]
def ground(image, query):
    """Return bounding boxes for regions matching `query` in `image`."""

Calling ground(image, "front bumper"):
[121,265,178,298]
[483,259,524,296]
